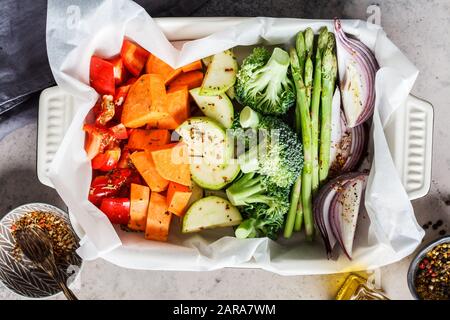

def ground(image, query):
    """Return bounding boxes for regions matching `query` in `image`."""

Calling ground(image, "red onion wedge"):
[329,87,368,177]
[341,123,367,172]
[313,171,368,259]
[330,87,343,167]
[334,19,378,128]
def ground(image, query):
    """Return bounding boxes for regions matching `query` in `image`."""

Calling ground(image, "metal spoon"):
[14,224,78,300]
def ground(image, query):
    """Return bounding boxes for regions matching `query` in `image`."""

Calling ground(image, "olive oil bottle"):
[336,273,389,300]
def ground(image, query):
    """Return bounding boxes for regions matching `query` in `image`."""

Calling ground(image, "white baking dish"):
[38,17,433,200]
[39,15,432,274]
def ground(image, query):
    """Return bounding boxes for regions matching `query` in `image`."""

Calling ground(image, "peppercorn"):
[11,211,77,264]
[414,242,450,300]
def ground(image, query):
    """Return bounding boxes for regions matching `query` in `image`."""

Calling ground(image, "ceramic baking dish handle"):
[384,95,433,200]
[37,86,75,188]
[37,87,433,200]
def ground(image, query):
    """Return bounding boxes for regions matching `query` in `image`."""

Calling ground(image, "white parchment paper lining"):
[46,0,424,275]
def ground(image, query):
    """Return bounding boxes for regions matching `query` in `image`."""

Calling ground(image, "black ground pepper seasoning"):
[11,211,77,264]
[414,242,449,300]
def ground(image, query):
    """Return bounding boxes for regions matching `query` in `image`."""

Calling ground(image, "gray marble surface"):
[1,0,449,300]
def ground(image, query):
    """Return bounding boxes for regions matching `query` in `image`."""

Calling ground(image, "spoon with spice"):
[14,224,78,300]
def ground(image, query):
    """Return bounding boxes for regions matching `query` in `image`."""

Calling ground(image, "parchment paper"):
[46,0,424,275]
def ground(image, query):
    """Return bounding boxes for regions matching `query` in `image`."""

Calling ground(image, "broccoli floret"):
[226,172,275,206]
[229,113,256,152]
[237,108,303,188]
[227,107,303,239]
[235,47,295,116]
[226,172,289,239]
[237,203,286,239]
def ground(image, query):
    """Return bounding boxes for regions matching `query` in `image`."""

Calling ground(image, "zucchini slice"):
[182,196,242,233]
[190,87,234,128]
[176,117,232,164]
[190,160,240,190]
[199,50,238,96]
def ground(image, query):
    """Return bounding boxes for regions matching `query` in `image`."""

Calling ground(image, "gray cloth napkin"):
[0,0,209,116]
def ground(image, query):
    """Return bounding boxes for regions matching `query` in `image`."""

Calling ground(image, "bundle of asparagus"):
[284,27,338,239]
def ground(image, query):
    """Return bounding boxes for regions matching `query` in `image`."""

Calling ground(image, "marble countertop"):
[1,0,449,300]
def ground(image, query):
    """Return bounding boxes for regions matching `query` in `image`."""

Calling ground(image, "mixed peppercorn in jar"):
[414,242,449,300]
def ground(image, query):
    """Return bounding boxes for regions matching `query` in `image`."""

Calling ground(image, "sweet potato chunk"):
[145,192,172,242]
[130,151,169,192]
[127,129,171,150]
[166,182,192,217]
[121,74,168,128]
[128,183,150,231]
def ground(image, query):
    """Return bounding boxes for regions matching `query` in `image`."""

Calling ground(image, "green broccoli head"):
[226,172,285,206]
[237,203,287,240]
[237,114,303,189]
[257,116,303,188]
[227,107,303,239]
[236,47,295,116]
[226,172,290,239]
[229,112,257,151]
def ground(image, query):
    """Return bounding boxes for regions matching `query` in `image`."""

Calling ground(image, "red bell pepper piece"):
[93,98,102,120]
[120,40,149,76]
[91,147,121,171]
[126,77,137,85]
[109,123,128,140]
[88,168,132,205]
[129,171,143,185]
[117,147,131,169]
[84,128,103,160]
[117,170,143,198]
[83,124,117,160]
[100,198,130,224]
[95,95,115,126]
[113,84,132,121]
[88,176,111,206]
[90,56,115,95]
[126,128,134,136]
[109,56,125,85]
[114,85,131,106]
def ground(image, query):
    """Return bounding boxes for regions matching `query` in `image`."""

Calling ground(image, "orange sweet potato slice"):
[127,129,171,150]
[128,183,150,231]
[166,71,204,90]
[145,192,172,242]
[150,144,191,186]
[130,151,169,192]
[121,74,168,128]
[166,182,192,217]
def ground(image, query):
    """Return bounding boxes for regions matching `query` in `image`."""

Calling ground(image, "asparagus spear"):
[284,176,301,237]
[327,32,336,53]
[286,31,307,237]
[284,36,305,238]
[294,29,313,233]
[319,36,338,184]
[328,32,338,87]
[304,28,314,108]
[295,32,306,134]
[289,48,314,239]
[295,187,303,231]
[311,28,329,194]
[296,31,306,76]
[304,58,313,110]
[304,28,314,58]
[293,179,304,231]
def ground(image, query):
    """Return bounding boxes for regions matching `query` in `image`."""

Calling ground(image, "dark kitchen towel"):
[0,0,210,116]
